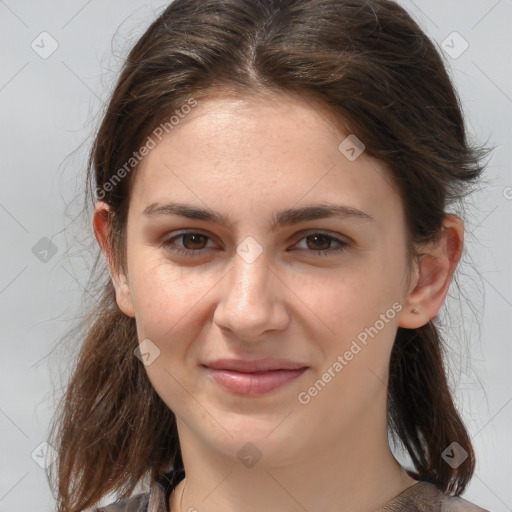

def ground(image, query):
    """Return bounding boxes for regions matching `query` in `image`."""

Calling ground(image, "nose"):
[212,250,290,341]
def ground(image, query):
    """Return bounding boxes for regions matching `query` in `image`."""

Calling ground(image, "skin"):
[94,91,464,512]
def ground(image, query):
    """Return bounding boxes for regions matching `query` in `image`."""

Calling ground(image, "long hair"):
[48,1,489,510]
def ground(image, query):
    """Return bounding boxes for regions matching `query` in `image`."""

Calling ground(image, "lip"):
[203,358,308,372]
[202,358,309,396]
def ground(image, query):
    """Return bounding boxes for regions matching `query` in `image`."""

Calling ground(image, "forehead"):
[129,91,401,225]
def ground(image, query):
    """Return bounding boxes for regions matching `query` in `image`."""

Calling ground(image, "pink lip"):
[202,358,309,396]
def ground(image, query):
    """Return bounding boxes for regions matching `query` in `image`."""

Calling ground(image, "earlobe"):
[398,214,464,329]
[110,273,135,318]
[93,201,135,318]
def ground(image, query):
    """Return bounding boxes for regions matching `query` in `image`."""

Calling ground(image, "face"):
[106,92,419,466]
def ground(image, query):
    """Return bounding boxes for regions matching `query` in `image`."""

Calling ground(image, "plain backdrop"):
[0,1,511,511]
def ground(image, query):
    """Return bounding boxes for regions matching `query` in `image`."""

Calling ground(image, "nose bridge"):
[226,250,271,312]
[213,248,288,337]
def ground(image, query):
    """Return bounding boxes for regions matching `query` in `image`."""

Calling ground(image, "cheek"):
[127,257,213,408]
[127,254,213,341]
[314,260,404,341]
[304,286,400,427]
[306,255,404,398]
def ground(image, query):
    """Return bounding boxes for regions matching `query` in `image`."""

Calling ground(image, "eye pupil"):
[183,233,207,249]
[306,234,331,251]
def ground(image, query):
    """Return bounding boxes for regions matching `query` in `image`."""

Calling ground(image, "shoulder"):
[94,492,149,512]
[440,494,491,512]
[381,481,491,512]
[92,467,181,512]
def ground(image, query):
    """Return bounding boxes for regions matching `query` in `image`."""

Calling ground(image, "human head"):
[49,1,487,510]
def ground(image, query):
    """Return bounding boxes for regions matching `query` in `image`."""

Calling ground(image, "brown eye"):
[293,232,348,256]
[161,231,215,256]
[305,234,332,251]
[181,233,208,250]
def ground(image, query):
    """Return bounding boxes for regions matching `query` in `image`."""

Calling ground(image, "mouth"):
[202,358,309,396]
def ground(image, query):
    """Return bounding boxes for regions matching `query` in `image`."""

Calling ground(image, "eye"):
[161,231,217,256]
[292,231,349,256]
[160,230,349,257]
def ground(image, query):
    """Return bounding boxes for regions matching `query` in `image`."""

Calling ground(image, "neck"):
[169,413,417,512]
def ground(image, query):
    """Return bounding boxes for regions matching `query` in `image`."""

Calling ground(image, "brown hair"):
[48,0,490,510]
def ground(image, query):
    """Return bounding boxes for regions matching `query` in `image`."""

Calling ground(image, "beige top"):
[96,471,491,512]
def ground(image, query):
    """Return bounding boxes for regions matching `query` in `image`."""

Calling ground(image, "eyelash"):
[161,230,349,257]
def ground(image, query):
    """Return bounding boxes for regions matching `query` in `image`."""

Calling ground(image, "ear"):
[397,214,464,328]
[93,201,135,318]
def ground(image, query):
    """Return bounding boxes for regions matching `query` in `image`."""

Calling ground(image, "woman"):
[48,0,492,511]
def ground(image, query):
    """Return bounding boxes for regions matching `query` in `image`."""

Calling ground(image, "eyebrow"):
[142,201,374,229]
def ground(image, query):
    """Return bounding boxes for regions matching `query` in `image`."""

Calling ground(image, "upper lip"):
[203,358,308,373]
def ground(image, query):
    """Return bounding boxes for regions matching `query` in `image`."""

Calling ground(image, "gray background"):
[0,1,511,510]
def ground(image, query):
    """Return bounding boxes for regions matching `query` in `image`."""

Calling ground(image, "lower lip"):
[205,366,308,396]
